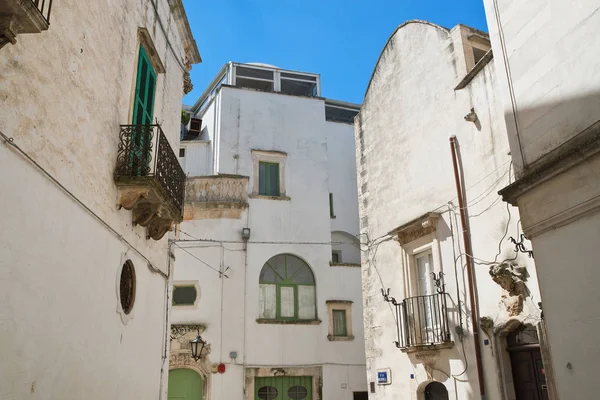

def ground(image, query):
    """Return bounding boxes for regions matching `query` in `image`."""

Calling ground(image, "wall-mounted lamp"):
[242,228,251,242]
[190,329,206,361]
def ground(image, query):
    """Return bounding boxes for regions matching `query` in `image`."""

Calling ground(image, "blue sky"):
[182,0,489,106]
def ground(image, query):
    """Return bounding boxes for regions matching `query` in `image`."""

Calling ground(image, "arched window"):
[424,382,449,400]
[259,254,316,321]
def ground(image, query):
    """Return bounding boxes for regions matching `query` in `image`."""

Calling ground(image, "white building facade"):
[483,2,600,398]
[356,22,547,400]
[0,1,200,399]
[169,63,368,400]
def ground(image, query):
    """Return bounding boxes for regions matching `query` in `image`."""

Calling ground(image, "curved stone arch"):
[363,20,450,99]
[331,231,361,265]
[416,379,450,400]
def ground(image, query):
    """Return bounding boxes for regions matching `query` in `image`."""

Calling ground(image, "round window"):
[287,386,308,399]
[257,386,278,400]
[120,260,136,314]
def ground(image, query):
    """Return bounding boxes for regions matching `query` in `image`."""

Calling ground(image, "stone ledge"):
[329,262,361,267]
[256,318,321,325]
[327,335,355,342]
[400,342,454,353]
[249,194,291,201]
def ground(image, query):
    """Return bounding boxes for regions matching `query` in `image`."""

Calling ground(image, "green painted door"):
[131,45,157,176]
[255,376,312,400]
[168,369,203,400]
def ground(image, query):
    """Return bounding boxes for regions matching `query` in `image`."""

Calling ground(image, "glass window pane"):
[259,284,276,319]
[280,286,295,318]
[286,255,314,284]
[298,285,315,319]
[280,72,317,81]
[172,286,197,305]
[288,386,309,399]
[236,77,274,92]
[259,263,283,283]
[281,79,317,97]
[236,66,274,80]
[333,309,347,336]
[257,386,278,400]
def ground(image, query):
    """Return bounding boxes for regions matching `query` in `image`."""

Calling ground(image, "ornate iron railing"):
[186,175,248,204]
[115,124,186,215]
[383,290,452,349]
[32,0,52,23]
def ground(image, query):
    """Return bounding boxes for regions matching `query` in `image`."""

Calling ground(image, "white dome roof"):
[246,62,279,69]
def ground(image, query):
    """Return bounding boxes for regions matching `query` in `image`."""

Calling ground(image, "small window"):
[119,260,136,315]
[173,286,197,306]
[235,66,275,92]
[257,386,278,400]
[332,309,348,336]
[332,251,341,264]
[259,162,280,196]
[329,193,335,218]
[325,105,359,124]
[288,386,309,400]
[327,300,353,340]
[179,148,186,157]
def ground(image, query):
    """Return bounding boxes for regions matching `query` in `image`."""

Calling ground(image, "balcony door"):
[131,45,157,176]
[415,251,435,342]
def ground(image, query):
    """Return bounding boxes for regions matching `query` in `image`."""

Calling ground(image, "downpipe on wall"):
[449,135,486,399]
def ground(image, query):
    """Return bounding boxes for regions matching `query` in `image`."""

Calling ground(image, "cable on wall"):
[0,129,168,279]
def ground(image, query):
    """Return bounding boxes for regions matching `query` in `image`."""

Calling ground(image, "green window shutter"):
[329,193,334,217]
[270,162,280,196]
[133,45,157,125]
[259,162,280,196]
[333,310,347,336]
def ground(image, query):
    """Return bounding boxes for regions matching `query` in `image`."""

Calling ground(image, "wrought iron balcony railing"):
[31,0,52,24]
[383,290,452,350]
[114,124,186,240]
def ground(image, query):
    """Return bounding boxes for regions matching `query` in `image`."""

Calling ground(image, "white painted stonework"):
[171,63,367,399]
[483,1,600,398]
[0,1,198,399]
[356,21,544,400]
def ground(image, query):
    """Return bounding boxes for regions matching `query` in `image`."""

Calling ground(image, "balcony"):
[384,292,453,352]
[184,175,249,220]
[0,0,51,48]
[114,124,186,240]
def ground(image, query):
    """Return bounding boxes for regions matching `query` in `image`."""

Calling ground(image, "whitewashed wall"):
[172,86,366,399]
[482,0,600,171]
[356,21,541,400]
[0,1,192,398]
[483,2,600,398]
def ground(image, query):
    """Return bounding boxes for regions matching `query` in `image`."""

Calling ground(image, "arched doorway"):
[168,368,203,400]
[424,382,449,400]
[507,325,548,400]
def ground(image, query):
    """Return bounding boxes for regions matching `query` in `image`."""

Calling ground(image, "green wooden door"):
[131,45,157,176]
[168,369,203,400]
[255,376,312,400]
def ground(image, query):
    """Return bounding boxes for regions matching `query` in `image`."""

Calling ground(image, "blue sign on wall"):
[377,369,391,385]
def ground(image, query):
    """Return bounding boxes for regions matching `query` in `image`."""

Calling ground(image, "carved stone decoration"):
[183,70,193,94]
[415,351,440,380]
[170,324,207,341]
[502,294,524,317]
[147,215,174,240]
[132,201,161,226]
[489,262,528,296]
[117,187,150,210]
[389,212,440,245]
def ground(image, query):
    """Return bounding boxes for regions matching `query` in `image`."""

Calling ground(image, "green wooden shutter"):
[133,45,157,125]
[258,162,280,196]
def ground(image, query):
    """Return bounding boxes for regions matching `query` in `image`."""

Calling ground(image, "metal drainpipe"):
[449,135,486,399]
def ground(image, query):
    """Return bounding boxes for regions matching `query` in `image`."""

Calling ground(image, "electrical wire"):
[172,242,228,278]
[0,130,168,279]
